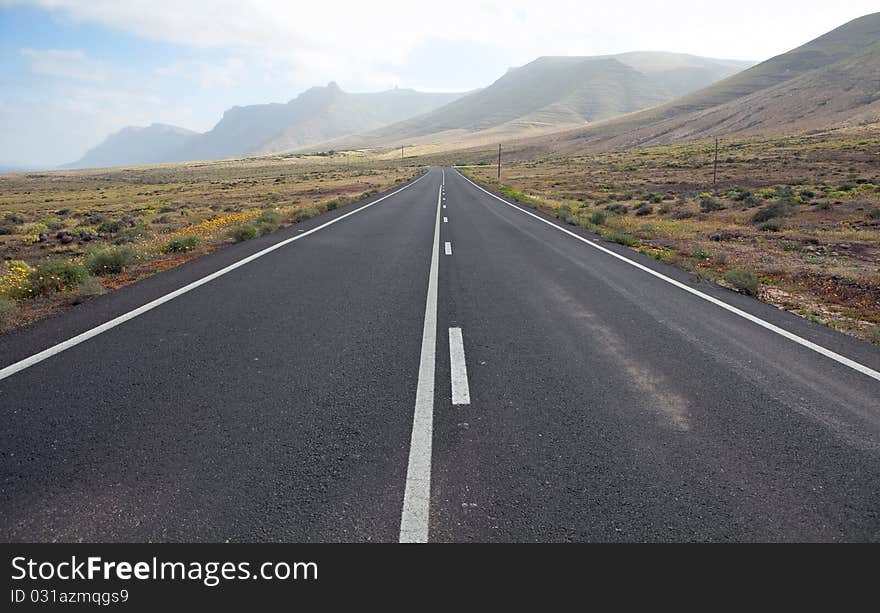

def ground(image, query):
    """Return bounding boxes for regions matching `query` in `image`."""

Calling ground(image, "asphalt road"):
[1,167,878,542]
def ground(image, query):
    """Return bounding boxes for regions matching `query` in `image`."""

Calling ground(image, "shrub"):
[555,208,577,225]
[254,209,280,234]
[724,268,759,296]
[605,231,641,247]
[324,196,352,211]
[589,210,607,225]
[799,189,816,201]
[647,193,663,204]
[0,260,34,300]
[165,235,204,253]
[634,203,653,216]
[85,245,140,275]
[0,221,17,235]
[97,220,123,234]
[29,260,90,295]
[605,203,628,215]
[751,201,791,223]
[115,223,149,244]
[670,209,694,220]
[0,296,16,324]
[228,223,260,242]
[758,219,783,232]
[74,277,107,301]
[867,207,880,220]
[255,209,280,225]
[291,208,318,223]
[699,196,724,212]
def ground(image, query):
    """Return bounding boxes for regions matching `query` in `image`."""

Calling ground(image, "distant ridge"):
[66,84,464,169]
[304,52,753,152]
[533,12,880,153]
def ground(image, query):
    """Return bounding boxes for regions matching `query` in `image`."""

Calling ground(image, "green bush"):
[0,221,17,235]
[97,220,123,234]
[799,189,816,201]
[751,201,791,223]
[605,203,628,215]
[255,209,280,225]
[699,196,724,212]
[324,197,352,212]
[291,208,318,223]
[867,207,880,220]
[114,223,149,244]
[605,231,641,247]
[555,208,577,225]
[724,268,759,296]
[165,235,204,253]
[589,210,607,225]
[758,219,783,232]
[634,203,653,216]
[74,277,107,301]
[0,296,17,324]
[29,260,90,295]
[85,245,140,276]
[228,223,260,242]
[254,209,280,235]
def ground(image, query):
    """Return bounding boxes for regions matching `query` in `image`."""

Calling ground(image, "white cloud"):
[19,47,110,82]
[9,0,880,75]
[3,0,879,166]
[155,57,248,89]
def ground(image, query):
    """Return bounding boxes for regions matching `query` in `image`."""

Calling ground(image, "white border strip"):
[0,173,427,382]
[399,182,443,543]
[457,171,880,383]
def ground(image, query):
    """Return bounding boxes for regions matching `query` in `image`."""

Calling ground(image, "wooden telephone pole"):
[713,138,719,184]
[497,144,502,180]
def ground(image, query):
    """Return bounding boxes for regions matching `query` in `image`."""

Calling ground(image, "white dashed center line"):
[449,327,471,405]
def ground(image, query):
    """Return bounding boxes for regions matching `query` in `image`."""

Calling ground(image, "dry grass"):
[0,154,419,333]
[462,126,880,344]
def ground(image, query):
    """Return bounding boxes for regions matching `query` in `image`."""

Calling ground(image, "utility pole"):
[713,138,719,184]
[497,144,502,181]
[401,145,405,163]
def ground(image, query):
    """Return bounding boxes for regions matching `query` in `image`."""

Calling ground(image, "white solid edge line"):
[457,171,880,384]
[444,242,452,256]
[449,327,471,405]
[399,183,442,543]
[0,172,428,383]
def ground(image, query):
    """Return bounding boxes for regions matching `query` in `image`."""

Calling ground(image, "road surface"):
[1,168,878,542]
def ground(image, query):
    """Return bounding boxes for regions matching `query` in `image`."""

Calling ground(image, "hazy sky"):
[1,0,878,167]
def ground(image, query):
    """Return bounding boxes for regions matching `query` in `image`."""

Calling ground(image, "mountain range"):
[67,85,463,169]
[311,53,752,152]
[510,12,880,155]
[65,12,880,169]
[68,53,751,169]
